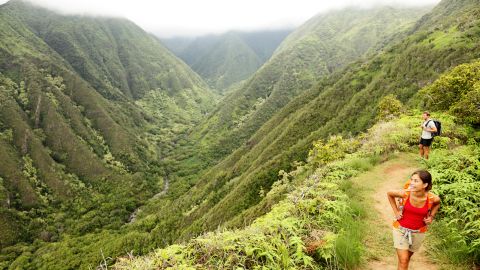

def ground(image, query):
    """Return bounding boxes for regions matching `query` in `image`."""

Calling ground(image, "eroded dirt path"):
[352,154,439,270]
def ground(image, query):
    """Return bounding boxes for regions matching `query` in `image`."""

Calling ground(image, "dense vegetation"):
[183,6,430,167]
[127,0,479,254]
[114,109,479,269]
[116,58,480,267]
[419,60,480,265]
[162,30,291,92]
[1,0,479,268]
[0,0,214,267]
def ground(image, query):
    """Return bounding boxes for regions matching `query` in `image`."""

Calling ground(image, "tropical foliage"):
[420,60,480,125]
[0,0,213,267]
[131,0,480,252]
[114,111,479,269]
[1,0,479,268]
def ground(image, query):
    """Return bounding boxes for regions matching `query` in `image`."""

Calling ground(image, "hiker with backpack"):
[387,170,441,270]
[419,111,438,159]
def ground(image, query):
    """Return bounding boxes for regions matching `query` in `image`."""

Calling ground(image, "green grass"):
[0,0,214,266]
[336,180,368,269]
[421,26,460,49]
[114,110,479,269]
[137,1,480,252]
[427,221,473,269]
[425,145,480,268]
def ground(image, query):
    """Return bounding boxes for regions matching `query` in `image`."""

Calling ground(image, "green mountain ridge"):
[131,0,479,252]
[189,0,480,232]
[0,0,214,257]
[17,1,210,100]
[1,0,479,268]
[162,29,291,92]
[186,6,431,167]
[190,33,262,92]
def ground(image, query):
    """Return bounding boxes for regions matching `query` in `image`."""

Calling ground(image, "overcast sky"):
[1,0,441,37]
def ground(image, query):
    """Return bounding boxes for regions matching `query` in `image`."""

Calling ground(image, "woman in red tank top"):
[387,170,441,270]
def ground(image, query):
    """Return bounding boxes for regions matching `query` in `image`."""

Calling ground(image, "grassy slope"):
[120,1,480,256]
[114,112,479,269]
[131,5,445,243]
[185,6,430,166]
[182,0,480,235]
[0,0,214,255]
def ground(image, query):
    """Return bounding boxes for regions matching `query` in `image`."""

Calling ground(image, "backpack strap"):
[427,192,434,210]
[402,191,410,206]
[394,192,434,233]
[393,191,410,228]
[418,193,435,232]
[403,178,411,190]
[426,120,436,135]
[426,120,432,130]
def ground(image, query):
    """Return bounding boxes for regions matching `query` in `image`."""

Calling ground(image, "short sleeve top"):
[421,120,436,139]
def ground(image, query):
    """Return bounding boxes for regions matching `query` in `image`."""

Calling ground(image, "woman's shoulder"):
[428,192,441,203]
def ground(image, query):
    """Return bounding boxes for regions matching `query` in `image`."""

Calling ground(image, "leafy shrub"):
[376,94,403,121]
[115,153,367,269]
[420,61,480,125]
[426,145,480,265]
[307,136,360,167]
[450,83,480,125]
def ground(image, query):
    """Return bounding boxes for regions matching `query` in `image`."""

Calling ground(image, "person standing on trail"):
[419,111,437,159]
[387,170,441,270]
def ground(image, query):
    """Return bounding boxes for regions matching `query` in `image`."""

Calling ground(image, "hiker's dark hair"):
[412,170,432,191]
[423,111,431,116]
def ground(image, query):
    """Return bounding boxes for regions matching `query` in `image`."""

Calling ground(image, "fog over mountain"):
[0,0,440,37]
[1,0,479,268]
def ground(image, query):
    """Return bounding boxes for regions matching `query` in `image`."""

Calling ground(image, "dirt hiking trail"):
[352,153,439,270]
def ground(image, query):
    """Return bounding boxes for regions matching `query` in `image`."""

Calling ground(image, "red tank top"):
[398,194,429,230]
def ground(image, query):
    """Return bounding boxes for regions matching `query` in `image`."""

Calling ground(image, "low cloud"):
[1,0,441,37]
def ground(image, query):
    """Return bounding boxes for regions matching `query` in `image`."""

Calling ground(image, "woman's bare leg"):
[396,249,413,270]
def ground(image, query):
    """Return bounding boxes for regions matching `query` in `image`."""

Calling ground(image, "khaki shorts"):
[392,228,426,252]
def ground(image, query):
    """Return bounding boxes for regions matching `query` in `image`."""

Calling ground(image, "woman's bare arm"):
[425,195,441,224]
[387,190,405,220]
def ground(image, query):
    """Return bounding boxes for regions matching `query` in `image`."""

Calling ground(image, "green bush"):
[115,153,367,269]
[420,61,480,125]
[307,136,360,167]
[376,94,403,121]
[426,145,480,265]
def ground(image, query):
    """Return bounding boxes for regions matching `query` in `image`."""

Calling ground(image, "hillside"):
[115,107,479,269]
[0,0,214,261]
[116,58,480,268]
[147,4,433,237]
[128,0,479,253]
[184,6,431,168]
[1,0,479,269]
[162,29,291,92]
